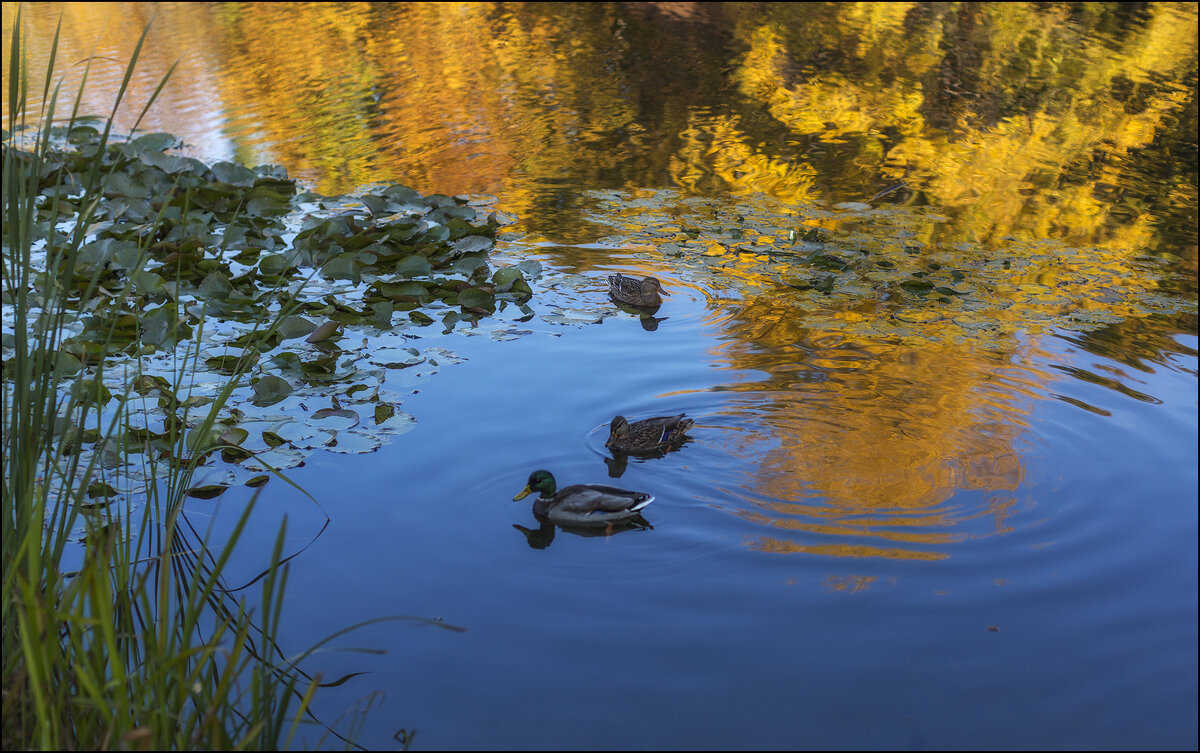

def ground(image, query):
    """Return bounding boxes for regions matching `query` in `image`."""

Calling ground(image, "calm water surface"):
[5,3,1196,749]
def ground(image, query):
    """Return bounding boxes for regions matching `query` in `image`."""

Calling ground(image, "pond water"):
[4,3,1197,750]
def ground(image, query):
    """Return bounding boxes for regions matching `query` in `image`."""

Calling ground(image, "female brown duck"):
[606,413,694,454]
[607,273,669,307]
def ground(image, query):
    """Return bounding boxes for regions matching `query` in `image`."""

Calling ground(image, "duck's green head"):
[513,470,557,501]
[606,416,630,448]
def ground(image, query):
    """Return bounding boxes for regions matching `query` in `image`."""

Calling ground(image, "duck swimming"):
[607,273,669,308]
[606,413,694,454]
[513,470,654,527]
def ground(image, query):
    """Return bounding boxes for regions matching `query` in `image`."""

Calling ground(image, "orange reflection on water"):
[753,540,949,561]
[6,2,1195,260]
[711,296,1047,557]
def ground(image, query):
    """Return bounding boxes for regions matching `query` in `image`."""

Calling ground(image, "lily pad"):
[251,375,294,407]
[310,408,360,430]
[278,316,319,340]
[395,254,432,277]
[244,447,306,472]
[449,235,493,256]
[458,286,496,313]
[186,484,228,500]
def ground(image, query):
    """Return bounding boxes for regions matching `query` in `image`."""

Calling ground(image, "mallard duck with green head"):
[606,413,694,454]
[513,470,654,527]
[607,273,669,308]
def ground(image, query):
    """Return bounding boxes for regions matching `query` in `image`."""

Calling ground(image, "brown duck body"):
[607,274,669,307]
[606,413,694,454]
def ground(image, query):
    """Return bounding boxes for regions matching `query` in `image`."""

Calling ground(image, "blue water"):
[201,287,1196,749]
[8,3,1196,749]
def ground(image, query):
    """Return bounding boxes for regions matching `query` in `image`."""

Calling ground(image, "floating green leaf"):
[458,286,496,313]
[395,254,432,277]
[218,427,249,446]
[376,281,431,302]
[374,403,396,423]
[212,161,258,186]
[205,351,258,375]
[371,302,394,329]
[900,279,935,293]
[311,408,360,430]
[409,310,435,325]
[185,426,225,453]
[278,316,319,340]
[492,266,523,290]
[251,375,293,407]
[69,377,112,407]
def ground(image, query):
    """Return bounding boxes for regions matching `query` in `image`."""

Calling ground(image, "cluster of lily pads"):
[2,125,541,502]
[579,189,1195,341]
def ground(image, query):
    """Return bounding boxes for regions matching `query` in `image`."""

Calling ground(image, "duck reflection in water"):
[638,314,667,331]
[513,517,653,549]
[611,300,667,329]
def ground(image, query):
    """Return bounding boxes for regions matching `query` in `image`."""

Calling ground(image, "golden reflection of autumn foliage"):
[713,296,1033,559]
[670,111,818,201]
[0,3,228,144]
[6,2,1194,255]
[724,2,1198,253]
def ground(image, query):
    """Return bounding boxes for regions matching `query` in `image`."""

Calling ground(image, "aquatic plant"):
[1,10,463,749]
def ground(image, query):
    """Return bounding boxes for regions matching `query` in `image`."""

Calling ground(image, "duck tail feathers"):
[631,494,654,511]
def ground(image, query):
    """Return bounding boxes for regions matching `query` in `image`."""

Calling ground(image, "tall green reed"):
[2,10,360,749]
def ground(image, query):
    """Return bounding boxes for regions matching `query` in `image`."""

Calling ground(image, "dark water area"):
[3,2,1196,749]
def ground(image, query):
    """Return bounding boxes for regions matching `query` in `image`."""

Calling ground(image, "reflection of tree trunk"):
[927,4,984,131]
